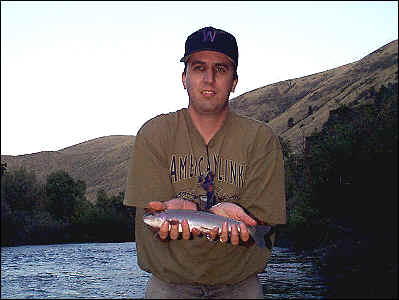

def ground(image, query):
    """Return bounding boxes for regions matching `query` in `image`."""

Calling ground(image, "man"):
[124,26,286,299]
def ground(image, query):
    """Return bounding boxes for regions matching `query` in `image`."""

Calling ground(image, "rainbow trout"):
[143,209,273,249]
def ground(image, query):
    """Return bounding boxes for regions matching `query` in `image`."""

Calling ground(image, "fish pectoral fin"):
[168,219,180,225]
[199,226,221,241]
[199,226,214,234]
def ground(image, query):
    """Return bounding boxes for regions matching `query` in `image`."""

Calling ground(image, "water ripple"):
[1,243,326,299]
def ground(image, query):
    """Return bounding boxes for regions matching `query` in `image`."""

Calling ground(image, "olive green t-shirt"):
[124,108,286,285]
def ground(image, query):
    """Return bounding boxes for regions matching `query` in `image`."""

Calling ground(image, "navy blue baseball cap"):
[180,26,238,69]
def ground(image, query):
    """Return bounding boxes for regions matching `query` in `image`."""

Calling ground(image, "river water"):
[1,242,327,299]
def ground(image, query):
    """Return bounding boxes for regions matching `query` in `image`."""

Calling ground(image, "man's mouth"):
[201,90,216,96]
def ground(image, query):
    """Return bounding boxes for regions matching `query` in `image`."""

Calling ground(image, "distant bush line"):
[1,167,135,246]
[278,82,397,252]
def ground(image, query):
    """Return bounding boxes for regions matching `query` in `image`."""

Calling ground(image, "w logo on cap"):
[180,26,238,67]
[201,28,217,43]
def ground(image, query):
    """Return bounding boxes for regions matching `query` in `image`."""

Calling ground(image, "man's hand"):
[147,198,203,241]
[209,202,257,246]
[148,198,198,211]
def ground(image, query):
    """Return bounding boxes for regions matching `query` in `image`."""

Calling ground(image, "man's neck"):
[188,106,230,145]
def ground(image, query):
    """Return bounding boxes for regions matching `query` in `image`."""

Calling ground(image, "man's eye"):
[194,66,204,71]
[216,67,226,73]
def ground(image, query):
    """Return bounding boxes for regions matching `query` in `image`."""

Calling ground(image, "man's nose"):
[203,68,215,84]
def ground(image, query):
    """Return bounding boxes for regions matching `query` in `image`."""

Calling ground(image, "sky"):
[1,1,398,156]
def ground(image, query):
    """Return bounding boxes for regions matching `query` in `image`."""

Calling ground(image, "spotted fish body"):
[143,209,273,249]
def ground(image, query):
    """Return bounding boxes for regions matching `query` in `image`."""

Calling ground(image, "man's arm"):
[209,129,286,246]
[124,125,174,208]
[239,129,287,226]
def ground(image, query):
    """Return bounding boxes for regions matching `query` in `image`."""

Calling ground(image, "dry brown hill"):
[230,40,398,151]
[2,40,397,203]
[2,135,135,202]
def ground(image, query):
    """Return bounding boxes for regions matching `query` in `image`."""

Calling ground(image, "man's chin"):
[189,101,229,115]
[190,106,227,116]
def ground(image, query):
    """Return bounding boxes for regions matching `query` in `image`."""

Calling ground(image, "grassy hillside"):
[2,135,135,202]
[230,40,398,151]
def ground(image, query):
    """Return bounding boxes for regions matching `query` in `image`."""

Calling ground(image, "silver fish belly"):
[143,209,273,249]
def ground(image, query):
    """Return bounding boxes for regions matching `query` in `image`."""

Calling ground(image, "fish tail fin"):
[250,225,273,249]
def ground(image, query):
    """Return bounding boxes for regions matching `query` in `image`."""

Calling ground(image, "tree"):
[1,167,44,212]
[95,189,109,210]
[45,170,86,222]
[305,85,397,231]
[93,190,133,242]
[1,162,7,177]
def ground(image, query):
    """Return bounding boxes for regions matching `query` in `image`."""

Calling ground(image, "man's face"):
[182,50,238,116]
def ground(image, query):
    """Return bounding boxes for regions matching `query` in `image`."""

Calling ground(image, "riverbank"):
[275,223,397,299]
[311,236,397,298]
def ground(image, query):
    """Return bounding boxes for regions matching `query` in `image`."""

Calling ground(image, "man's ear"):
[182,72,187,89]
[231,77,238,93]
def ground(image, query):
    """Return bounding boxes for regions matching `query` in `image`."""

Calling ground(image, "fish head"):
[143,211,166,228]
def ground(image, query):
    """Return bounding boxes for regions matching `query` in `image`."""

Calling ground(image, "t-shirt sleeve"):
[123,121,174,208]
[242,126,286,225]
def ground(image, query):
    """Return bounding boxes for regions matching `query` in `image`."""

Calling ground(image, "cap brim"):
[179,50,236,66]
[180,55,189,62]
